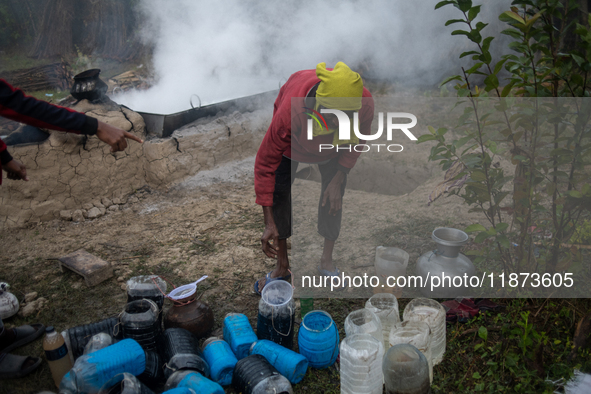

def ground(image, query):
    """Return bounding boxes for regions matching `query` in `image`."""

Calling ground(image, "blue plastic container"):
[161,389,196,394]
[223,313,257,360]
[297,310,339,369]
[250,339,308,384]
[177,372,224,394]
[202,337,237,386]
[66,339,146,394]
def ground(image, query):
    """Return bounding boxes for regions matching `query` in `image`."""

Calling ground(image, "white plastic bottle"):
[44,326,73,388]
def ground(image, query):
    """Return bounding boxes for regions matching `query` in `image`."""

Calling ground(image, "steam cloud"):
[114,0,511,114]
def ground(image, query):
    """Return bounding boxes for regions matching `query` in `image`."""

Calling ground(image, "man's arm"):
[0,79,142,152]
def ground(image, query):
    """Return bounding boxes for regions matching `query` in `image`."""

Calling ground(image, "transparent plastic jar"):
[383,343,431,394]
[340,333,384,394]
[403,298,446,365]
[344,309,383,345]
[389,320,433,383]
[365,293,400,350]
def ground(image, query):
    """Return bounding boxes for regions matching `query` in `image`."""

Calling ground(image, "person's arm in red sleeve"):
[0,79,142,152]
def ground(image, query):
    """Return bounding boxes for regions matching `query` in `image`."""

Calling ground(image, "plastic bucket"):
[121,299,161,351]
[250,339,308,384]
[257,281,295,349]
[297,310,339,369]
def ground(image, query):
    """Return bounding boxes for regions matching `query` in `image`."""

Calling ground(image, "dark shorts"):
[273,156,347,241]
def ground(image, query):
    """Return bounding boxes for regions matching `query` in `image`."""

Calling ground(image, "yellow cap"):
[315,62,363,111]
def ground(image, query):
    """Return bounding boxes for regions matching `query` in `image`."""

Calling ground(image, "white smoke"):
[114,0,511,114]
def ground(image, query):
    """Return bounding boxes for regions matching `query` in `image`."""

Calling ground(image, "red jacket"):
[0,79,98,185]
[254,69,374,206]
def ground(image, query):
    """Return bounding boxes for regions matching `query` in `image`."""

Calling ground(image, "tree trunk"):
[29,0,75,59]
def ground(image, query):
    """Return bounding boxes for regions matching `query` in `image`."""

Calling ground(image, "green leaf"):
[460,50,480,58]
[493,58,508,75]
[439,75,463,87]
[484,74,499,91]
[478,326,488,341]
[468,5,481,21]
[435,0,455,10]
[473,372,482,379]
[457,0,471,12]
[417,134,438,143]
[471,170,487,181]
[466,62,484,74]
[495,222,508,232]
[445,18,468,26]
[451,29,471,37]
[497,234,510,249]
[465,223,487,233]
[474,231,490,243]
[569,190,583,198]
[501,81,516,97]
[500,11,525,25]
[482,36,494,52]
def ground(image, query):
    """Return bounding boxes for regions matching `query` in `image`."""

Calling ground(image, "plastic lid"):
[45,326,55,333]
[261,280,293,307]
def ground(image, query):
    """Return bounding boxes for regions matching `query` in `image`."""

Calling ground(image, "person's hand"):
[261,206,279,258]
[322,170,346,216]
[3,159,28,181]
[95,120,144,152]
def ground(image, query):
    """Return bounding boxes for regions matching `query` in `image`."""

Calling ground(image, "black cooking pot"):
[71,69,108,102]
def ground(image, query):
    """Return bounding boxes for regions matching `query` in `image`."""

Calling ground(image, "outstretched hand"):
[3,159,28,181]
[95,120,144,152]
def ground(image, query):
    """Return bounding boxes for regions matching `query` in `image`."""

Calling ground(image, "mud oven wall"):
[0,100,270,228]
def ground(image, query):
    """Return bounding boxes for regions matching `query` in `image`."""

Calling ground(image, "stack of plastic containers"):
[364,293,400,350]
[340,333,384,394]
[382,344,431,394]
[402,298,446,365]
[344,309,383,345]
[389,320,433,383]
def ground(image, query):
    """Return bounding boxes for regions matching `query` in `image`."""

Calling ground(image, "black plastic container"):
[64,317,122,361]
[232,354,293,394]
[136,350,163,388]
[158,328,209,380]
[120,299,161,351]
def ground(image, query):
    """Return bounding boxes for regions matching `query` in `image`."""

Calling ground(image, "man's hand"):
[322,170,346,216]
[95,120,144,152]
[261,206,279,258]
[3,159,28,181]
